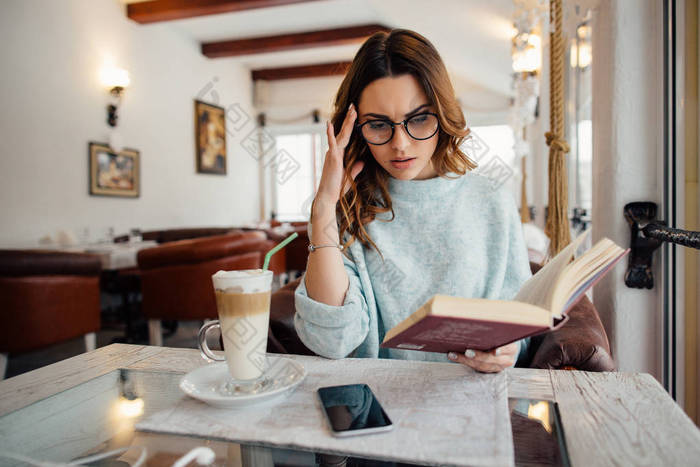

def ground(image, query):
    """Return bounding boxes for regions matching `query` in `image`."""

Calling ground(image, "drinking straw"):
[262,232,298,271]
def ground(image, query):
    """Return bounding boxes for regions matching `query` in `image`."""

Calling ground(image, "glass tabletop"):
[0,369,568,467]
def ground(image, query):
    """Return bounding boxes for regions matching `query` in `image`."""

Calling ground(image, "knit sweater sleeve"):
[293,222,371,359]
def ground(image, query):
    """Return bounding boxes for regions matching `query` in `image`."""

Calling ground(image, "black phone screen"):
[509,398,571,466]
[317,384,393,433]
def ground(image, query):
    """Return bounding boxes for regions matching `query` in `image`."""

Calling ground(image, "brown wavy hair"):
[330,28,477,262]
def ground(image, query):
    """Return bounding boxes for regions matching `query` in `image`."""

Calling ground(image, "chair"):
[114,227,240,244]
[265,224,309,281]
[266,262,616,371]
[519,261,614,370]
[137,231,286,346]
[0,250,102,379]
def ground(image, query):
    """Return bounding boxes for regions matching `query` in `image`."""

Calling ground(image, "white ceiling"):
[123,0,516,110]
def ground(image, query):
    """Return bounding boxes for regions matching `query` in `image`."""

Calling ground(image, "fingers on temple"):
[326,121,337,151]
[337,106,356,148]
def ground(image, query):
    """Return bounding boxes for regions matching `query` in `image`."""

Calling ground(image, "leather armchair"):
[266,262,616,371]
[0,250,102,378]
[138,231,286,345]
[525,264,614,370]
[265,225,309,274]
[115,227,241,244]
[141,227,242,244]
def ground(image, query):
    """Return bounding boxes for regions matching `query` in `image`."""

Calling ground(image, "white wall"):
[0,0,260,247]
[591,0,664,378]
[526,30,550,232]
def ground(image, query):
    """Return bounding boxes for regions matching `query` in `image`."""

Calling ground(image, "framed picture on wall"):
[194,99,227,175]
[88,142,140,198]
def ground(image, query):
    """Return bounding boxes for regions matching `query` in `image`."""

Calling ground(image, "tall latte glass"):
[198,269,273,395]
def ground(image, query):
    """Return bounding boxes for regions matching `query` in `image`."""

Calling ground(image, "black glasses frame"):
[354,112,440,146]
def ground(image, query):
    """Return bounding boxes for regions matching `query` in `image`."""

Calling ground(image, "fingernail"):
[465,349,476,358]
[495,348,502,356]
[447,352,457,361]
[349,103,354,111]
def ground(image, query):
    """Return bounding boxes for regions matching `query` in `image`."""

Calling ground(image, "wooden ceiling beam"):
[251,61,352,81]
[202,24,391,58]
[127,0,322,24]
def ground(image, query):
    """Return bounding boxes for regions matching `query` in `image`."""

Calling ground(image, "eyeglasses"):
[355,112,439,145]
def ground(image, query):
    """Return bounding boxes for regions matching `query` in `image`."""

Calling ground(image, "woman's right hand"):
[314,103,365,211]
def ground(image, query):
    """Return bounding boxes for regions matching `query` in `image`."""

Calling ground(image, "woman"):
[294,29,532,373]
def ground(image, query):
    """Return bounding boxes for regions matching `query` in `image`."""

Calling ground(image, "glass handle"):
[198,320,225,362]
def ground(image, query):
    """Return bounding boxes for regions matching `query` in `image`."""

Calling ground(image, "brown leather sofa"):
[115,227,239,244]
[525,267,614,370]
[138,231,286,345]
[118,224,307,275]
[0,250,102,378]
[267,262,616,371]
[265,224,309,274]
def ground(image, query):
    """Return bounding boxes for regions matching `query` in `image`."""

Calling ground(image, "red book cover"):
[380,315,548,353]
[380,248,631,354]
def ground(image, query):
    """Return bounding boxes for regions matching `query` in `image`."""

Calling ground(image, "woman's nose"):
[390,124,411,151]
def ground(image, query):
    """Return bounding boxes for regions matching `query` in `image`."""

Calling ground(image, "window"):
[566,20,593,235]
[270,129,325,222]
[271,124,520,222]
[463,124,519,199]
[468,124,517,168]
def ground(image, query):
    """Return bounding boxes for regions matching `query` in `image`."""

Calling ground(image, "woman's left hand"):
[447,342,518,373]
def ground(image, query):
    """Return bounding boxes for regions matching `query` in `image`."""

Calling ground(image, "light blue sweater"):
[293,171,533,366]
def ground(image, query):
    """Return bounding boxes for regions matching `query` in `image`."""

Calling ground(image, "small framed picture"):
[89,142,140,198]
[194,99,227,175]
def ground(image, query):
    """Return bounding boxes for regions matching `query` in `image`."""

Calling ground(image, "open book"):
[380,229,629,353]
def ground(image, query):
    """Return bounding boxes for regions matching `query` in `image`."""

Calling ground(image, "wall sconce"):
[100,66,130,127]
[512,31,542,74]
[570,23,592,69]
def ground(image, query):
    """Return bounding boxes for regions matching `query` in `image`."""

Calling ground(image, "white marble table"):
[138,355,513,466]
[1,344,699,466]
[70,240,158,269]
[35,240,158,270]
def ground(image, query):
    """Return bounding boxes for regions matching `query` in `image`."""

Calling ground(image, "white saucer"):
[179,356,306,409]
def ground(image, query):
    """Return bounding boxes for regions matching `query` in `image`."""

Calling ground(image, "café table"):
[56,240,159,270]
[0,344,699,466]
[59,241,160,342]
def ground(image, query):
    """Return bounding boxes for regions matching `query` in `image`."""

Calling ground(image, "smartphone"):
[317,384,394,437]
[509,398,571,467]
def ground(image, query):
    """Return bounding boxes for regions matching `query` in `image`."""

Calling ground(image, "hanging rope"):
[521,155,531,223]
[520,127,531,223]
[545,0,571,257]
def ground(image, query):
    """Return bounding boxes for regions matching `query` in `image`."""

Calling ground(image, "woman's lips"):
[390,157,416,169]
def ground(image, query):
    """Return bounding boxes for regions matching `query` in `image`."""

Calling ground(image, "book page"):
[552,240,616,304]
[550,243,627,315]
[431,296,551,325]
[559,251,623,313]
[513,229,591,311]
